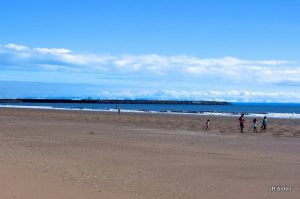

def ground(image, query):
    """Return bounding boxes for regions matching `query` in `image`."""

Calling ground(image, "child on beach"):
[205,119,210,131]
[239,114,245,133]
[260,116,268,133]
[253,118,258,133]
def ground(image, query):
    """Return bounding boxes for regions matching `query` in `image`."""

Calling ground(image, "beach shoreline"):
[1,102,300,119]
[0,107,299,198]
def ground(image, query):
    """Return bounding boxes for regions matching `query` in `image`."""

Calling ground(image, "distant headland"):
[0,99,231,105]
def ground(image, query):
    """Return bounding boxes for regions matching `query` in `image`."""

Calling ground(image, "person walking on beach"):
[239,114,245,133]
[260,116,268,133]
[205,119,210,131]
[253,118,258,133]
[115,105,121,115]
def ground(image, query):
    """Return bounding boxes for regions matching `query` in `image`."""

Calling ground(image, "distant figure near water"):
[239,114,245,133]
[205,119,210,131]
[260,116,268,133]
[115,105,121,115]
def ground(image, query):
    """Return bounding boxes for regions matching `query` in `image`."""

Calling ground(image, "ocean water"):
[1,102,300,119]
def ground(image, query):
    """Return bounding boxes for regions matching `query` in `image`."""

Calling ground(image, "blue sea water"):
[1,102,300,119]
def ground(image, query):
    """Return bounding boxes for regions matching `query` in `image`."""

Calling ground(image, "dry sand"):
[0,108,299,199]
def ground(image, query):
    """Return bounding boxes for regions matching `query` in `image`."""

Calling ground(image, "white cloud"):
[4,43,29,51]
[34,48,72,55]
[1,43,299,86]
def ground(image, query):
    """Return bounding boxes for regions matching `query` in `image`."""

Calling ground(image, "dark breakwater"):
[0,99,231,105]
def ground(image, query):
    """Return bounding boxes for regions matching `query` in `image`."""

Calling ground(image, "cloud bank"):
[95,89,300,103]
[1,43,299,84]
[1,81,300,102]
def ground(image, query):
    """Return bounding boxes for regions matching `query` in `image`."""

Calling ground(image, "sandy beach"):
[0,108,299,199]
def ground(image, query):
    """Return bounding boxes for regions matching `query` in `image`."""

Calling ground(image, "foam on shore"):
[1,104,299,119]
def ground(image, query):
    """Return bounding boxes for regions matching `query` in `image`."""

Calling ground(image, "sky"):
[0,0,300,102]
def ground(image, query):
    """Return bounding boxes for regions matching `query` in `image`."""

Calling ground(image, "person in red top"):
[239,114,245,133]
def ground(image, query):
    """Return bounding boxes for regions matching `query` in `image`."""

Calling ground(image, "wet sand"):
[0,108,299,198]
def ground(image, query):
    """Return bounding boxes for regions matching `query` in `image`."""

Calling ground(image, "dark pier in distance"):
[0,99,231,105]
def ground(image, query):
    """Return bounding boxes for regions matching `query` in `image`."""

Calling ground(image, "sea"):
[1,102,300,119]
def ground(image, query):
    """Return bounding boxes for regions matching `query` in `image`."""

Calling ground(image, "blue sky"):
[0,0,300,102]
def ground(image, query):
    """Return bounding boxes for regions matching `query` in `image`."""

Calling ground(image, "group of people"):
[205,114,268,133]
[239,114,268,133]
